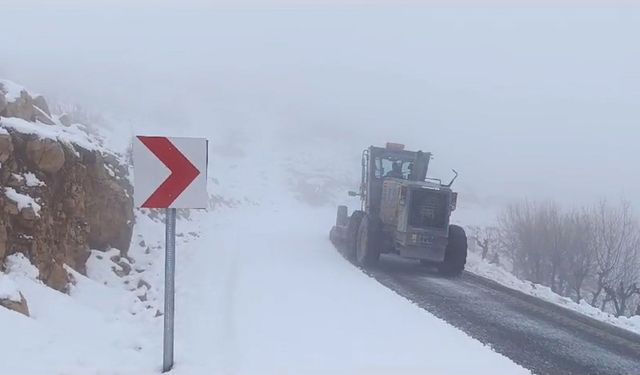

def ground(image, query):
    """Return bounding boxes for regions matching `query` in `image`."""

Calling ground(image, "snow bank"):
[0,273,21,302]
[466,251,640,335]
[0,254,161,375]
[5,253,40,280]
[4,187,41,216]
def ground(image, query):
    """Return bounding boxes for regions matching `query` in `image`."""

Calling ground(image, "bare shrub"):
[495,198,640,315]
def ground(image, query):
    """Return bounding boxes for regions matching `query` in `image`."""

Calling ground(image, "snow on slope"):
[0,272,21,301]
[0,253,161,374]
[466,251,640,336]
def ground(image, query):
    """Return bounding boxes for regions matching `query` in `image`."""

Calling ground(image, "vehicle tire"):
[438,225,467,277]
[355,214,381,267]
[329,226,339,244]
[336,205,349,227]
[344,210,365,261]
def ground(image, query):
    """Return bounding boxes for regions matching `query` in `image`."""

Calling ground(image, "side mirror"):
[348,191,359,197]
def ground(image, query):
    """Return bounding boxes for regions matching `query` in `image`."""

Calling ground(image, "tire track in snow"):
[175,216,242,374]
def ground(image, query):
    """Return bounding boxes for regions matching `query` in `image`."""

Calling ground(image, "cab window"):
[374,157,411,179]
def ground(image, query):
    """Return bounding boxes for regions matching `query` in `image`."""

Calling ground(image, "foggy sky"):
[1,1,639,209]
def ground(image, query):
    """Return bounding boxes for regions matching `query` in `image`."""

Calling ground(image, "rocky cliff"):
[0,80,133,294]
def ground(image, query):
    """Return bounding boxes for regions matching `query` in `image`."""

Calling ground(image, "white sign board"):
[133,136,208,209]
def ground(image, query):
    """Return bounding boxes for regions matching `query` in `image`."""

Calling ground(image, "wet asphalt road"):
[366,255,640,375]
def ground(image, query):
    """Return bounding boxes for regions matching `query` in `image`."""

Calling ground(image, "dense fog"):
[2,1,639,212]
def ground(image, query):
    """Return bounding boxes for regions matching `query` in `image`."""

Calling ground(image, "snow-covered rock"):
[0,272,21,301]
[0,80,134,293]
[0,269,30,316]
[0,79,28,102]
[4,187,41,217]
[0,79,53,125]
[0,292,30,317]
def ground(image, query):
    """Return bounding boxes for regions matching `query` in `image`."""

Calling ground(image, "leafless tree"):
[498,201,561,285]
[471,226,500,260]
[498,201,533,279]
[562,210,596,302]
[589,200,636,310]
[601,233,640,316]
[539,203,567,294]
[496,198,640,316]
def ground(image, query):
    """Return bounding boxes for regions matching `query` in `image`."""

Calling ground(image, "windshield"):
[374,156,413,179]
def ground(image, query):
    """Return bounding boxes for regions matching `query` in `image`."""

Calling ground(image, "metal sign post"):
[132,136,208,374]
[163,208,177,372]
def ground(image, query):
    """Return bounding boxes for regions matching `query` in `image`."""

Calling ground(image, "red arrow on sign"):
[137,136,201,208]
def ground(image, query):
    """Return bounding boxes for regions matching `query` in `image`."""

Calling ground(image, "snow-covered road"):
[170,203,528,374]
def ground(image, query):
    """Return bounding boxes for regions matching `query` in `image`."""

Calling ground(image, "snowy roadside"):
[465,251,640,336]
[0,208,211,374]
[0,252,161,374]
[1,84,528,374]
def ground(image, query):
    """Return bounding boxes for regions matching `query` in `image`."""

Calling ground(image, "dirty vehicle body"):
[330,143,468,276]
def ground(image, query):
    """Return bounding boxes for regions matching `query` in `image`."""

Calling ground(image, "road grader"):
[330,143,467,276]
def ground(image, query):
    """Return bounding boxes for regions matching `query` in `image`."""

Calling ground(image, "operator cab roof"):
[370,144,432,161]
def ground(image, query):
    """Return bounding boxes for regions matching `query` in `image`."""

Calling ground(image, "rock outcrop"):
[26,138,66,174]
[0,95,6,116]
[0,132,12,163]
[0,292,30,317]
[0,82,54,125]
[0,82,133,293]
[2,91,36,122]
